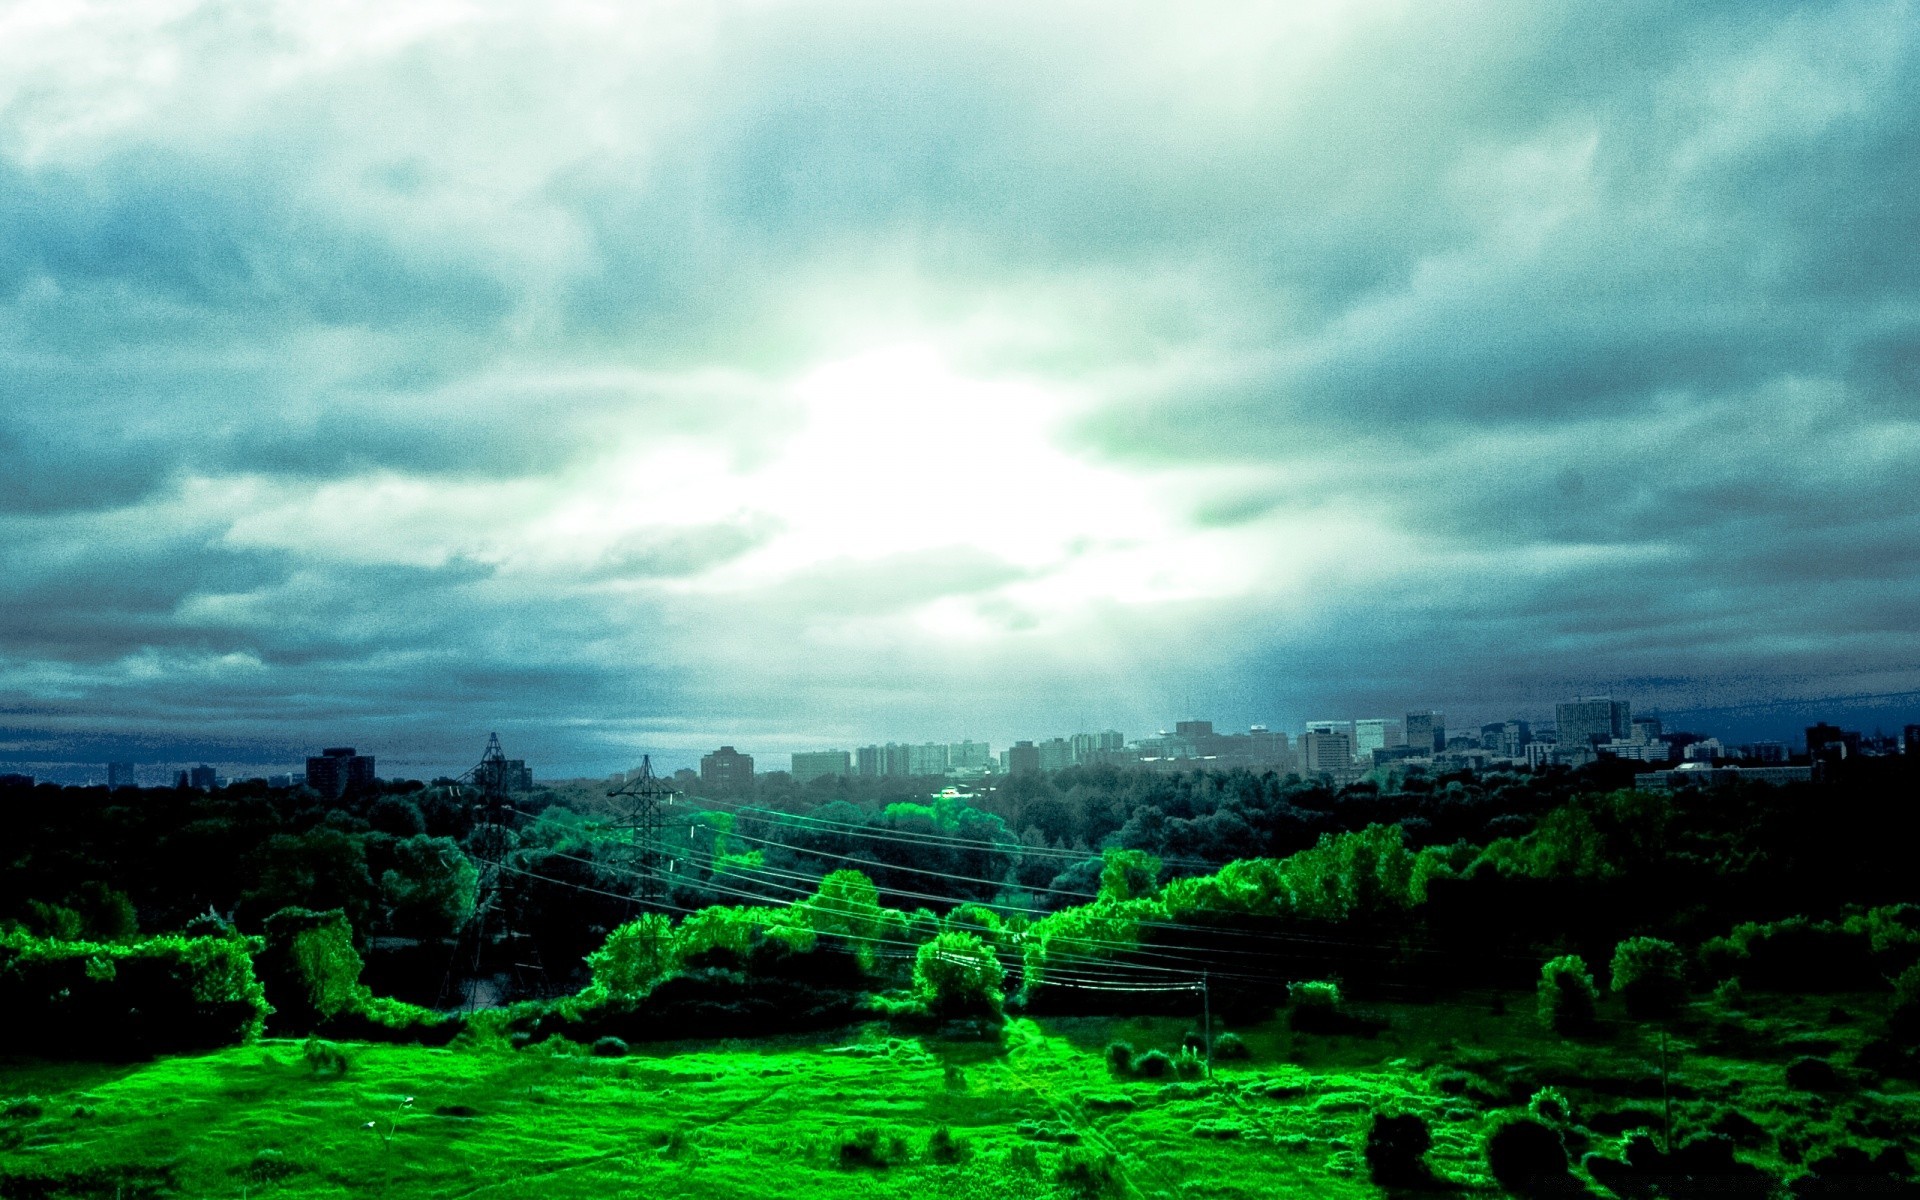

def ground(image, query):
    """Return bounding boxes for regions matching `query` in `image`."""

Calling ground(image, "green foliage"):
[1131,1048,1175,1078]
[1527,1086,1574,1126]
[1162,824,1431,924]
[378,835,478,940]
[1893,963,1920,1043]
[835,1125,909,1168]
[1610,936,1687,1020]
[1476,789,1673,882]
[1098,848,1162,902]
[1291,979,1342,1010]
[258,907,365,1032]
[0,929,268,1055]
[1213,1031,1252,1060]
[590,1036,629,1058]
[943,903,1007,948]
[586,914,677,999]
[925,1124,969,1164]
[1485,1116,1570,1195]
[1536,955,1597,1036]
[913,931,1006,1018]
[1105,1040,1135,1074]
[1364,1111,1432,1186]
[1054,1147,1124,1199]
[302,1036,350,1074]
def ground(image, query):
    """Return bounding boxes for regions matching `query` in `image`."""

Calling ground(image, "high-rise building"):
[906,742,950,776]
[1006,741,1041,776]
[1175,720,1214,739]
[1036,737,1072,772]
[1556,697,1631,749]
[1405,711,1444,753]
[188,764,218,790]
[791,750,851,783]
[1354,719,1392,761]
[700,746,755,792]
[107,762,137,790]
[1904,725,1920,758]
[947,740,994,772]
[1631,717,1663,743]
[306,747,375,799]
[1302,728,1354,773]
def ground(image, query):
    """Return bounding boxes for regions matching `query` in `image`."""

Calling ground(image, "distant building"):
[1302,728,1354,773]
[699,746,755,792]
[1637,764,1812,789]
[1631,716,1663,742]
[906,742,950,776]
[306,747,376,799]
[1354,719,1393,761]
[790,750,851,783]
[1905,725,1920,758]
[107,762,137,790]
[948,740,995,772]
[1557,697,1631,749]
[1006,741,1041,776]
[1405,710,1444,753]
[1034,737,1071,772]
[0,773,33,788]
[1175,719,1215,739]
[188,764,218,790]
[1740,741,1786,763]
[1806,723,1861,760]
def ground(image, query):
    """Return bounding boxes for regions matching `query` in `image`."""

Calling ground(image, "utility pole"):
[1202,973,1213,1081]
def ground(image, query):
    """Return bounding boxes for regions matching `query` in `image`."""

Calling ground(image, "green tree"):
[379,835,478,940]
[258,907,365,1032]
[914,931,1006,1018]
[1610,936,1686,1020]
[1099,848,1162,902]
[1537,954,1597,1036]
[587,913,677,998]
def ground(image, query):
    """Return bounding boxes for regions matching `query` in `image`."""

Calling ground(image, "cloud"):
[2,0,1918,771]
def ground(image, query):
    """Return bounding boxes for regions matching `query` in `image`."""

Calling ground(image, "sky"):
[3,0,1919,778]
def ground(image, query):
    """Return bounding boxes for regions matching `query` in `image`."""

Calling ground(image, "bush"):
[1713,977,1745,1010]
[1105,1040,1135,1075]
[257,908,364,1034]
[1784,1056,1840,1091]
[1212,1031,1252,1061]
[1174,1046,1206,1080]
[1610,937,1686,1020]
[1291,979,1341,1010]
[1892,963,1920,1044]
[836,1126,909,1169]
[302,1037,350,1075]
[1537,955,1597,1035]
[1054,1147,1124,1199]
[1365,1112,1433,1186]
[1528,1086,1574,1126]
[926,1125,969,1164]
[591,1036,629,1058]
[1486,1116,1571,1195]
[913,931,1006,1019]
[0,930,267,1057]
[1131,1049,1176,1078]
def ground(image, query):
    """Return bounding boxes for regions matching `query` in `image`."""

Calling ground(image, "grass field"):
[2,993,1914,1198]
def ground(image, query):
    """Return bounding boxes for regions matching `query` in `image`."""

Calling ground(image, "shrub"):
[1104,1040,1135,1075]
[1528,1086,1574,1126]
[1054,1147,1124,1199]
[1291,979,1341,1010]
[301,1037,350,1075]
[1131,1049,1176,1078]
[1784,1056,1840,1091]
[1486,1116,1571,1195]
[1364,1111,1433,1187]
[257,908,364,1033]
[1212,1032,1252,1061]
[1174,1047,1206,1080]
[586,914,677,1000]
[836,1126,909,1169]
[926,1125,969,1164]
[1892,963,1920,1044]
[1610,937,1686,1020]
[1537,955,1597,1035]
[0,930,268,1057]
[1713,977,1745,1010]
[591,1036,629,1058]
[913,931,1006,1019]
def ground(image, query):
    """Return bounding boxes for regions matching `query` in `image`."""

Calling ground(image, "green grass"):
[2,993,1914,1198]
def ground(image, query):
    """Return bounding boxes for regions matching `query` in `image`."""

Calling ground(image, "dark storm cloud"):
[1,0,1917,764]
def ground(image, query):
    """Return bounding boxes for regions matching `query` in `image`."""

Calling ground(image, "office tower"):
[1037,737,1072,772]
[188,764,218,790]
[1007,741,1041,775]
[906,742,950,776]
[1354,719,1392,760]
[1302,728,1354,772]
[791,750,850,783]
[1556,698,1631,749]
[306,747,375,800]
[947,740,994,772]
[1405,711,1444,753]
[107,762,137,790]
[700,746,755,792]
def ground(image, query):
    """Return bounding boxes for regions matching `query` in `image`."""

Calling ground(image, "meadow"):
[4,990,1909,1199]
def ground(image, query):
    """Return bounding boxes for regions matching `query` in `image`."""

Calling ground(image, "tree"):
[1098,848,1161,902]
[1610,936,1686,1020]
[586,913,677,999]
[379,836,477,940]
[1537,954,1597,1035]
[914,931,1006,1018]
[257,907,365,1033]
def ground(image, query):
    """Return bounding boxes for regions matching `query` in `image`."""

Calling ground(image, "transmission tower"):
[440,731,547,1009]
[608,754,677,910]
